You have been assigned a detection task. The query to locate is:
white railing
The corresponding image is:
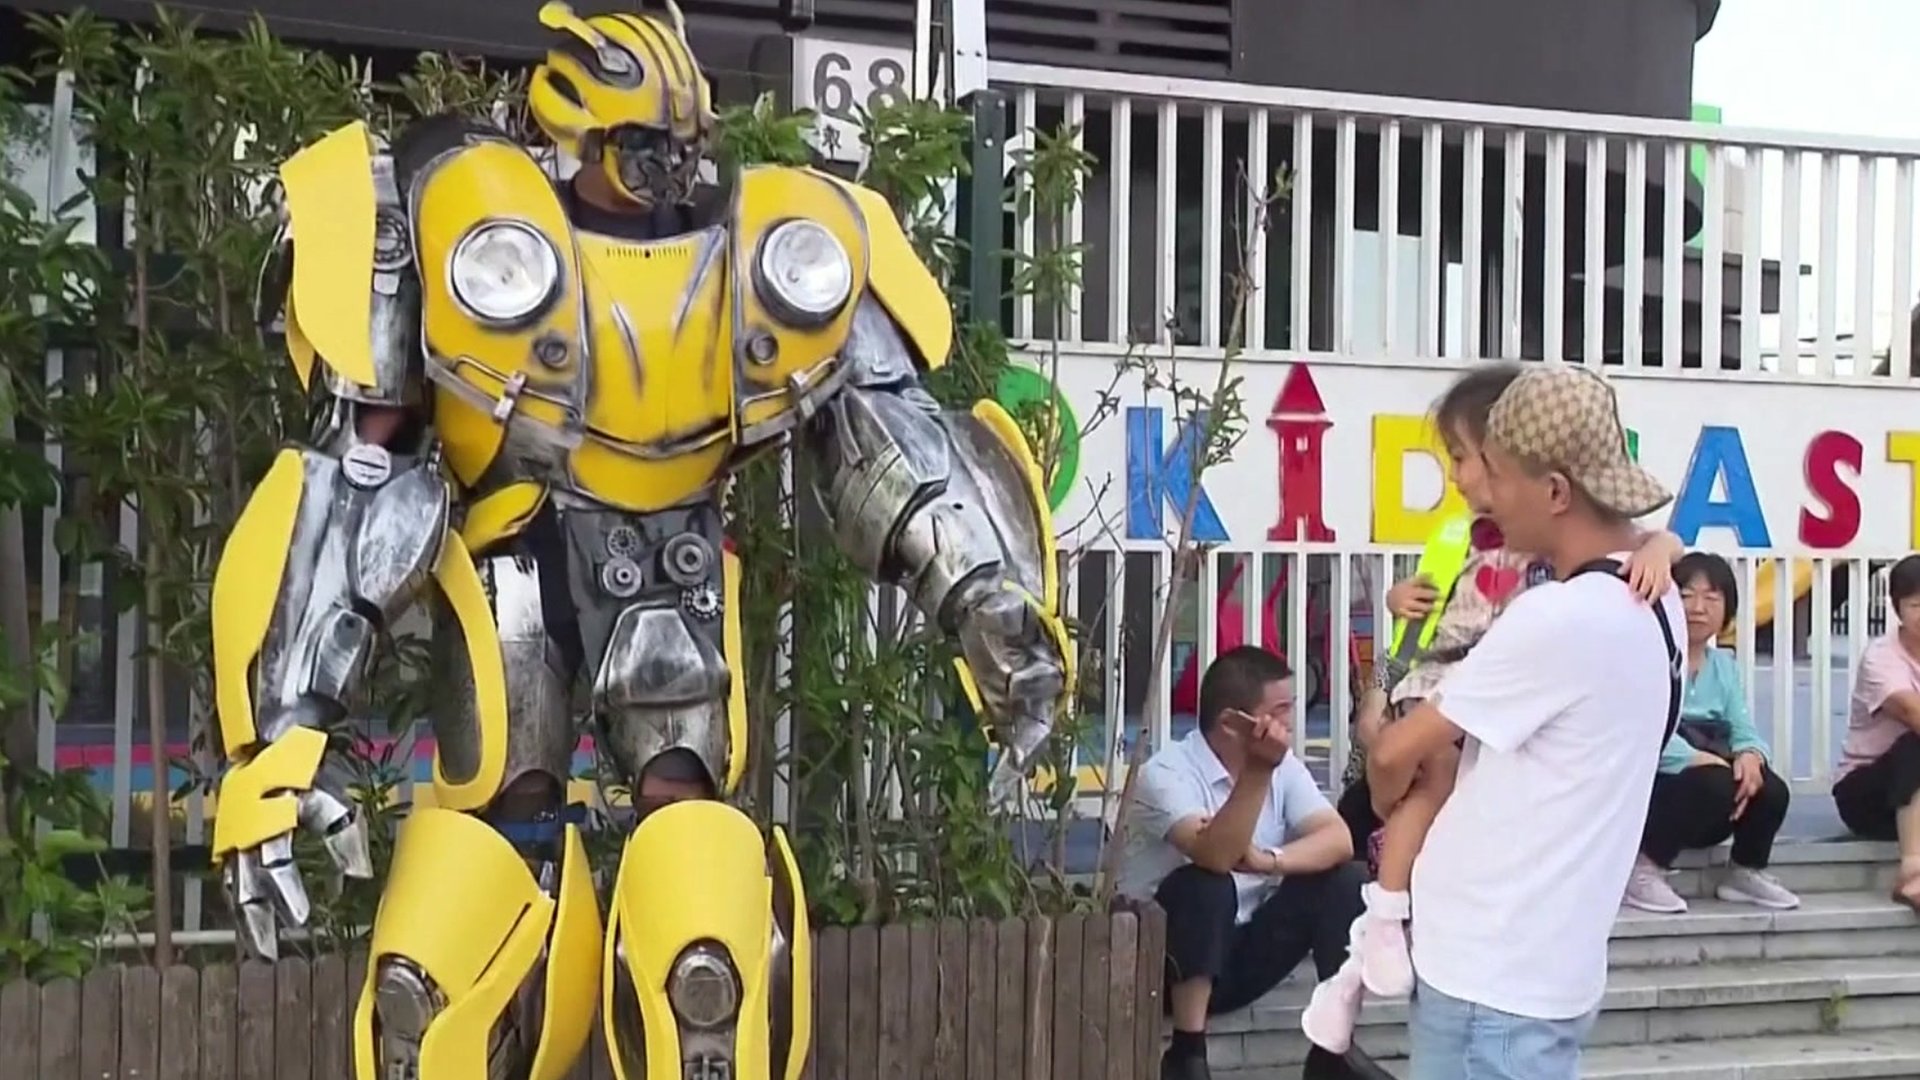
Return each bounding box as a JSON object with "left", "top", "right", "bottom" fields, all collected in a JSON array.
[
  {"left": 990, "top": 61, "right": 1920, "bottom": 380},
  {"left": 1058, "top": 546, "right": 1891, "bottom": 806}
]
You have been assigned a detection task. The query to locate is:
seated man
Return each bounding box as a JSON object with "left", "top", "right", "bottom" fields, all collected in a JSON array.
[{"left": 1118, "top": 646, "right": 1364, "bottom": 1080}]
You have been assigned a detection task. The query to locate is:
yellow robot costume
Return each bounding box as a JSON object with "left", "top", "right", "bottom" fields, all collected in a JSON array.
[{"left": 207, "top": 4, "right": 1072, "bottom": 1079}]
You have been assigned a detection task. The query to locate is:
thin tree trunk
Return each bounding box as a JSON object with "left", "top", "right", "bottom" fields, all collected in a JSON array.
[
  {"left": 0, "top": 376, "right": 36, "bottom": 829},
  {"left": 133, "top": 234, "right": 174, "bottom": 967}
]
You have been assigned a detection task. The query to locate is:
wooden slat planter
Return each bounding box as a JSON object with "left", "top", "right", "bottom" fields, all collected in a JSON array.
[{"left": 0, "top": 907, "right": 1165, "bottom": 1080}]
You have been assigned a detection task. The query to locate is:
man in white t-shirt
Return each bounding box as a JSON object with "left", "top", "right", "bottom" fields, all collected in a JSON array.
[{"left": 1366, "top": 365, "right": 1682, "bottom": 1080}]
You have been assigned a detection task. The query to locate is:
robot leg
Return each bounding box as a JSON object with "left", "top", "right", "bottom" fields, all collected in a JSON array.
[{"left": 354, "top": 544, "right": 600, "bottom": 1080}]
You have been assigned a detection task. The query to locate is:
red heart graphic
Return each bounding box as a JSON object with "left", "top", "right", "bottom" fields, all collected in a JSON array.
[{"left": 1475, "top": 564, "right": 1522, "bottom": 606}]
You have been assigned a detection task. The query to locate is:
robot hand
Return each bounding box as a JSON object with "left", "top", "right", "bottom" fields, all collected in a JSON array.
[
  {"left": 216, "top": 729, "right": 374, "bottom": 959},
  {"left": 953, "top": 583, "right": 1071, "bottom": 802}
]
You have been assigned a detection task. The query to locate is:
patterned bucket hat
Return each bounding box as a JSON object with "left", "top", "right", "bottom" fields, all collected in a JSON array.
[{"left": 1486, "top": 365, "right": 1672, "bottom": 519}]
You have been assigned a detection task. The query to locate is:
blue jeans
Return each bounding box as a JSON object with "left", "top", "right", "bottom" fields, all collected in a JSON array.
[{"left": 1407, "top": 978, "right": 1596, "bottom": 1080}]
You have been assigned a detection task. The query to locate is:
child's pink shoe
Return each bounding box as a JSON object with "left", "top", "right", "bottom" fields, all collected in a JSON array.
[
  {"left": 1358, "top": 884, "right": 1415, "bottom": 998},
  {"left": 1299, "top": 964, "right": 1364, "bottom": 1053}
]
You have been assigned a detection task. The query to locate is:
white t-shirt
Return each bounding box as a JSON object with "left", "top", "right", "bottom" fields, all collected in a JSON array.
[
  {"left": 1410, "top": 564, "right": 1680, "bottom": 1020},
  {"left": 1117, "top": 729, "right": 1333, "bottom": 924}
]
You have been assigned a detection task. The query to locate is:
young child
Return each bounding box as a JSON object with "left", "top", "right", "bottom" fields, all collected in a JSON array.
[{"left": 1301, "top": 363, "right": 1679, "bottom": 1052}]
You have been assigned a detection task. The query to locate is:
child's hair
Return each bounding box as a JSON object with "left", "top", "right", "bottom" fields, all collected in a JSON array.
[
  {"left": 1431, "top": 362, "right": 1526, "bottom": 445},
  {"left": 1889, "top": 553, "right": 1920, "bottom": 607},
  {"left": 1673, "top": 551, "right": 1739, "bottom": 631}
]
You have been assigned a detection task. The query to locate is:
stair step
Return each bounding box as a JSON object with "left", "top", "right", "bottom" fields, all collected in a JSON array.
[
  {"left": 1367, "top": 1030, "right": 1920, "bottom": 1079},
  {"left": 1203, "top": 955, "right": 1920, "bottom": 1071},
  {"left": 1611, "top": 891, "right": 1919, "bottom": 966},
  {"left": 1669, "top": 840, "right": 1900, "bottom": 899}
]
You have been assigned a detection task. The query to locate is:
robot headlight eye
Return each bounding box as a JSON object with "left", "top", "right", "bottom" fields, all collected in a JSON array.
[
  {"left": 448, "top": 221, "right": 561, "bottom": 326},
  {"left": 668, "top": 943, "right": 740, "bottom": 1030},
  {"left": 753, "top": 219, "right": 853, "bottom": 328}
]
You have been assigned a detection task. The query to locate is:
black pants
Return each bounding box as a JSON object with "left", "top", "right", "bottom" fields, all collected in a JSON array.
[
  {"left": 1833, "top": 731, "right": 1920, "bottom": 841},
  {"left": 1641, "top": 761, "right": 1791, "bottom": 869},
  {"left": 1155, "top": 860, "right": 1366, "bottom": 1017},
  {"left": 1336, "top": 779, "right": 1381, "bottom": 865}
]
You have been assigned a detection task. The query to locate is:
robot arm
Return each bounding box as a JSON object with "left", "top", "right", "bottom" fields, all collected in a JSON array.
[
  {"left": 804, "top": 296, "right": 1074, "bottom": 782},
  {"left": 214, "top": 123, "right": 449, "bottom": 959}
]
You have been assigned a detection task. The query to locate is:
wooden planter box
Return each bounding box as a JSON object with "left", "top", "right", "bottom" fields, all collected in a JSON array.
[{"left": 0, "top": 907, "right": 1165, "bottom": 1080}]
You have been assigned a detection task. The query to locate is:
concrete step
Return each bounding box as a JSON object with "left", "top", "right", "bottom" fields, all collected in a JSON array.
[
  {"left": 1667, "top": 839, "right": 1900, "bottom": 899},
  {"left": 1368, "top": 1030, "right": 1920, "bottom": 1079},
  {"left": 1202, "top": 954, "right": 1920, "bottom": 1073},
  {"left": 1610, "top": 890, "right": 1920, "bottom": 966}
]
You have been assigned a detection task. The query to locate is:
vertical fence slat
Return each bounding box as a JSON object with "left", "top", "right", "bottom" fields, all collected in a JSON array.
[
  {"left": 934, "top": 919, "right": 968, "bottom": 1080},
  {"left": 1078, "top": 912, "right": 1111, "bottom": 1080},
  {"left": 274, "top": 957, "right": 312, "bottom": 1080},
  {"left": 309, "top": 955, "right": 348, "bottom": 1080},
  {"left": 1290, "top": 112, "right": 1315, "bottom": 351},
  {"left": 1854, "top": 157, "right": 1879, "bottom": 379},
  {"left": 907, "top": 922, "right": 939, "bottom": 1074},
  {"left": 967, "top": 919, "right": 998, "bottom": 1080},
  {"left": 1107, "top": 97, "right": 1133, "bottom": 344},
  {"left": 1134, "top": 905, "right": 1166, "bottom": 1078},
  {"left": 1700, "top": 145, "right": 1724, "bottom": 370},
  {"left": 1419, "top": 122, "right": 1443, "bottom": 358},
  {"left": 1500, "top": 130, "right": 1525, "bottom": 358},
  {"left": 993, "top": 917, "right": 1025, "bottom": 1080},
  {"left": 1815, "top": 152, "right": 1841, "bottom": 376},
  {"left": 1106, "top": 912, "right": 1140, "bottom": 1080},
  {"left": 1460, "top": 125, "right": 1485, "bottom": 358},
  {"left": 121, "top": 964, "right": 161, "bottom": 1080},
  {"left": 1543, "top": 131, "right": 1567, "bottom": 361},
  {"left": 1049, "top": 913, "right": 1084, "bottom": 1080},
  {"left": 199, "top": 964, "right": 237, "bottom": 1080},
  {"left": 847, "top": 926, "right": 880, "bottom": 1080},
  {"left": 1740, "top": 145, "right": 1765, "bottom": 371},
  {"left": 1622, "top": 139, "right": 1646, "bottom": 366},
  {"left": 1892, "top": 159, "right": 1916, "bottom": 381},
  {"left": 1245, "top": 108, "right": 1270, "bottom": 352},
  {"left": 37, "top": 977, "right": 79, "bottom": 1080},
  {"left": 1582, "top": 134, "right": 1607, "bottom": 366},
  {"left": 1661, "top": 141, "right": 1685, "bottom": 367},
  {"left": 158, "top": 966, "right": 198, "bottom": 1080},
  {"left": 876, "top": 924, "right": 913, "bottom": 1079},
  {"left": 78, "top": 966, "right": 121, "bottom": 1080},
  {"left": 813, "top": 926, "right": 850, "bottom": 1080},
  {"left": 1379, "top": 118, "right": 1401, "bottom": 354},
  {"left": 1024, "top": 916, "right": 1055, "bottom": 1080},
  {"left": 235, "top": 962, "right": 275, "bottom": 1080},
  {"left": 1332, "top": 115, "right": 1357, "bottom": 354},
  {"left": 1, "top": 979, "right": 39, "bottom": 1077},
  {"left": 1779, "top": 151, "right": 1804, "bottom": 373}
]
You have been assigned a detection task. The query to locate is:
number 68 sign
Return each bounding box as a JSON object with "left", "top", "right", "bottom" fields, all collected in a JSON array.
[{"left": 790, "top": 36, "right": 915, "bottom": 163}]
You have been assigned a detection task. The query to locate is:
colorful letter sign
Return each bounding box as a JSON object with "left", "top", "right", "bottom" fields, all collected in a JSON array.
[
  {"left": 1371, "top": 414, "right": 1469, "bottom": 545},
  {"left": 1126, "top": 407, "right": 1229, "bottom": 543},
  {"left": 1669, "top": 426, "right": 1771, "bottom": 547}
]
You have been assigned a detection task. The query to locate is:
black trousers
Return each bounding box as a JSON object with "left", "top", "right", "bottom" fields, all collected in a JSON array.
[
  {"left": 1833, "top": 731, "right": 1920, "bottom": 841},
  {"left": 1155, "top": 860, "right": 1366, "bottom": 1016},
  {"left": 1641, "top": 761, "right": 1791, "bottom": 869},
  {"left": 1336, "top": 779, "right": 1381, "bottom": 869}
]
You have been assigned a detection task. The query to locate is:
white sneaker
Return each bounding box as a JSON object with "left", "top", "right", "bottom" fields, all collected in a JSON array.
[
  {"left": 1622, "top": 856, "right": 1688, "bottom": 914},
  {"left": 1716, "top": 865, "right": 1801, "bottom": 910}
]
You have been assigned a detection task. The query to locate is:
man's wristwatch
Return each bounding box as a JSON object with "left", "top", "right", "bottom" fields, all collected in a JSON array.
[{"left": 1267, "top": 846, "right": 1286, "bottom": 876}]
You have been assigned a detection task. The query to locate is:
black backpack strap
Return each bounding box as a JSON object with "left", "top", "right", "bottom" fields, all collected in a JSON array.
[{"left": 1570, "top": 558, "right": 1683, "bottom": 744}]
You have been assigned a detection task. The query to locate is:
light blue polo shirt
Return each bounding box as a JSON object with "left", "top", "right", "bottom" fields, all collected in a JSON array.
[{"left": 1116, "top": 728, "right": 1333, "bottom": 924}]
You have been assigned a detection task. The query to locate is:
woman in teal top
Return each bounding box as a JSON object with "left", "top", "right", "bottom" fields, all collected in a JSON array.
[{"left": 1626, "top": 552, "right": 1801, "bottom": 915}]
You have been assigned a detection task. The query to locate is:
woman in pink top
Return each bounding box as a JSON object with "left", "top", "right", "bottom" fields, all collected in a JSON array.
[{"left": 1834, "top": 554, "right": 1920, "bottom": 912}]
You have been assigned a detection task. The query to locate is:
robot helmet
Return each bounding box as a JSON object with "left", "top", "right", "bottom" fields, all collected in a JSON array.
[{"left": 530, "top": 1, "right": 715, "bottom": 206}]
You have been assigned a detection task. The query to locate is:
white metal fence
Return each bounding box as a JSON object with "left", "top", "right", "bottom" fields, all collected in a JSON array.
[{"left": 989, "top": 61, "right": 1920, "bottom": 379}]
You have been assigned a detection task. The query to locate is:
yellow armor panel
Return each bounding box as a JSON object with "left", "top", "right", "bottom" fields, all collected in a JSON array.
[
  {"left": 428, "top": 532, "right": 512, "bottom": 811},
  {"left": 728, "top": 167, "right": 871, "bottom": 432},
  {"left": 820, "top": 172, "right": 952, "bottom": 370},
  {"left": 279, "top": 122, "right": 379, "bottom": 390},
  {"left": 209, "top": 726, "right": 327, "bottom": 860},
  {"left": 353, "top": 809, "right": 594, "bottom": 1080},
  {"left": 211, "top": 448, "right": 306, "bottom": 756},
  {"left": 411, "top": 138, "right": 588, "bottom": 488},
  {"left": 605, "top": 800, "right": 777, "bottom": 1080}
]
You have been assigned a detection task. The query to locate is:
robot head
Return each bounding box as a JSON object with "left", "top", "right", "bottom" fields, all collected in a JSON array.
[{"left": 529, "top": 1, "right": 715, "bottom": 207}]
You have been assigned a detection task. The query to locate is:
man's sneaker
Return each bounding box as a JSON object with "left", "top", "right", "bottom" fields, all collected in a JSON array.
[
  {"left": 1717, "top": 865, "right": 1800, "bottom": 910},
  {"left": 1622, "top": 856, "right": 1688, "bottom": 914},
  {"left": 1160, "top": 1047, "right": 1212, "bottom": 1080}
]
